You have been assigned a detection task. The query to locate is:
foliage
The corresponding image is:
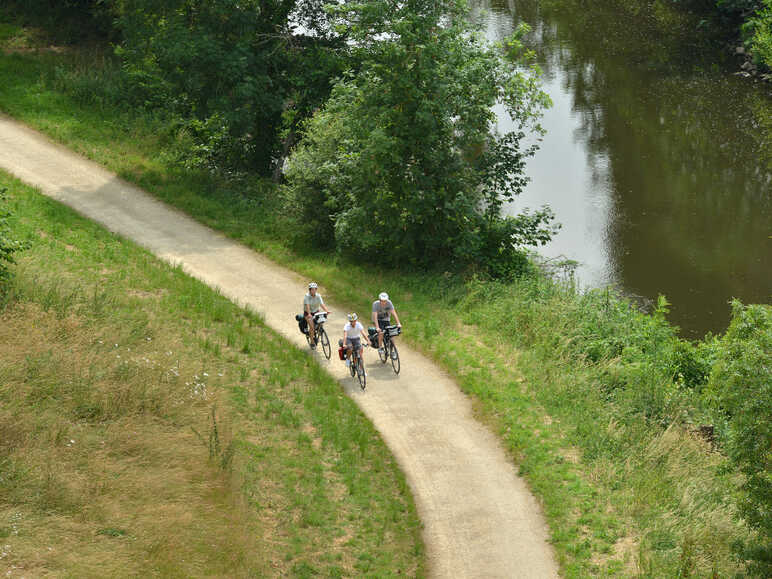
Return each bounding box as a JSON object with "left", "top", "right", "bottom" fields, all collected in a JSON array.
[
  {"left": 285, "top": 0, "right": 555, "bottom": 275},
  {"left": 707, "top": 0, "right": 772, "bottom": 70},
  {"left": 2, "top": 0, "right": 116, "bottom": 44},
  {"left": 0, "top": 187, "right": 29, "bottom": 289},
  {"left": 742, "top": 0, "right": 772, "bottom": 69},
  {"left": 113, "top": 0, "right": 344, "bottom": 174},
  {"left": 705, "top": 301, "right": 772, "bottom": 573}
]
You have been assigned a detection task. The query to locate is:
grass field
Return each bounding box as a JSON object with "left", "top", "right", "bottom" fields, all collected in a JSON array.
[
  {"left": 0, "top": 171, "right": 423, "bottom": 577},
  {"left": 0, "top": 22, "right": 766, "bottom": 576}
]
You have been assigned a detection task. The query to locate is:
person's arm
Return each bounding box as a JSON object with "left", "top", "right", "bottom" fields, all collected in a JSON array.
[
  {"left": 360, "top": 326, "right": 370, "bottom": 342},
  {"left": 319, "top": 295, "right": 330, "bottom": 314},
  {"left": 371, "top": 305, "right": 378, "bottom": 327},
  {"left": 392, "top": 307, "right": 401, "bottom": 327},
  {"left": 304, "top": 297, "right": 310, "bottom": 315}
]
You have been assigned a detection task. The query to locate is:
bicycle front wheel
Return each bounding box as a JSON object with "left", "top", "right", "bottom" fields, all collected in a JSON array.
[
  {"left": 378, "top": 339, "right": 388, "bottom": 363},
  {"left": 357, "top": 357, "right": 366, "bottom": 390},
  {"left": 390, "top": 342, "right": 400, "bottom": 375},
  {"left": 319, "top": 327, "right": 331, "bottom": 359}
]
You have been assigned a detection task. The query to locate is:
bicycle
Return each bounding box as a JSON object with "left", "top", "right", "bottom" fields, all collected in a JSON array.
[
  {"left": 374, "top": 325, "right": 401, "bottom": 374},
  {"left": 297, "top": 311, "right": 331, "bottom": 359},
  {"left": 340, "top": 339, "right": 367, "bottom": 390}
]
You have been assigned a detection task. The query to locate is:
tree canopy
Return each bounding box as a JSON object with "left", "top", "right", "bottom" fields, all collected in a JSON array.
[{"left": 285, "top": 0, "right": 556, "bottom": 274}]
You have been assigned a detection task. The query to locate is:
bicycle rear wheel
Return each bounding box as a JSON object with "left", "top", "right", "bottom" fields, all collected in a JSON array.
[
  {"left": 319, "top": 327, "right": 331, "bottom": 359},
  {"left": 357, "top": 357, "right": 366, "bottom": 390},
  {"left": 390, "top": 342, "right": 400, "bottom": 375}
]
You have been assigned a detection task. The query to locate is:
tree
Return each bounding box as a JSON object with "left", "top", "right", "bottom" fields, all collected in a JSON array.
[
  {"left": 705, "top": 301, "right": 772, "bottom": 574},
  {"left": 285, "top": 0, "right": 556, "bottom": 275},
  {"left": 114, "top": 0, "right": 345, "bottom": 174}
]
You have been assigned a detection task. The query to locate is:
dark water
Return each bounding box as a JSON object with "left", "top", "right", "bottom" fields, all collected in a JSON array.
[{"left": 478, "top": 0, "right": 772, "bottom": 338}]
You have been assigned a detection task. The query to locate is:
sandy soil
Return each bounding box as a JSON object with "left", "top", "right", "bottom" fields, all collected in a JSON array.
[{"left": 0, "top": 116, "right": 559, "bottom": 578}]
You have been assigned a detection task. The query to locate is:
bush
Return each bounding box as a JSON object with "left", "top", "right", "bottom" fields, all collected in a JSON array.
[
  {"left": 742, "top": 0, "right": 772, "bottom": 69},
  {"left": 0, "top": 187, "right": 29, "bottom": 290},
  {"left": 705, "top": 300, "right": 772, "bottom": 573}
]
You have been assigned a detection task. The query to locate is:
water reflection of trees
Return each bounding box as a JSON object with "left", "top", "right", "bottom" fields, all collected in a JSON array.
[{"left": 482, "top": 0, "right": 772, "bottom": 336}]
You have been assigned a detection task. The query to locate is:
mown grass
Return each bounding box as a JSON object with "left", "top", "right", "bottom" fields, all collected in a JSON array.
[
  {"left": 0, "top": 28, "right": 765, "bottom": 577},
  {"left": 0, "top": 171, "right": 423, "bottom": 577}
]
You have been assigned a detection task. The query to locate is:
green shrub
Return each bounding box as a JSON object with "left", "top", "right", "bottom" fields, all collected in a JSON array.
[
  {"left": 705, "top": 300, "right": 772, "bottom": 574},
  {"left": 742, "top": 0, "right": 772, "bottom": 69},
  {"left": 0, "top": 187, "right": 29, "bottom": 289}
]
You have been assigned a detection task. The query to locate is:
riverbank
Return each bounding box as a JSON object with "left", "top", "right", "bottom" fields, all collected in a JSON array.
[{"left": 0, "top": 40, "right": 769, "bottom": 577}]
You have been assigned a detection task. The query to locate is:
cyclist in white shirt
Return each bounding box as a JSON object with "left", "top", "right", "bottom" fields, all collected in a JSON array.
[
  {"left": 343, "top": 313, "right": 369, "bottom": 370},
  {"left": 303, "top": 282, "right": 330, "bottom": 347}
]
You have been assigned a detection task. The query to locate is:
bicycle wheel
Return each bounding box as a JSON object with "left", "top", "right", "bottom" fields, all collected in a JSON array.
[
  {"left": 319, "top": 327, "right": 331, "bottom": 359},
  {"left": 390, "top": 342, "right": 400, "bottom": 374},
  {"left": 349, "top": 354, "right": 356, "bottom": 377},
  {"left": 357, "top": 357, "right": 366, "bottom": 390},
  {"left": 306, "top": 330, "right": 313, "bottom": 347},
  {"left": 378, "top": 337, "right": 388, "bottom": 363}
]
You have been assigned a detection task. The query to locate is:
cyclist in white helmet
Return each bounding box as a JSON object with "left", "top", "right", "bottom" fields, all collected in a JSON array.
[
  {"left": 303, "top": 282, "right": 330, "bottom": 347},
  {"left": 343, "top": 312, "right": 369, "bottom": 369},
  {"left": 372, "top": 291, "right": 402, "bottom": 353}
]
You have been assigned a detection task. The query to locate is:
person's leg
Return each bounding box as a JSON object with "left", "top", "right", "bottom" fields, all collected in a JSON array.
[{"left": 306, "top": 313, "right": 316, "bottom": 344}]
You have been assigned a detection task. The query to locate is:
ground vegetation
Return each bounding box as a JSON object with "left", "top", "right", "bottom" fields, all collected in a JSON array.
[
  {"left": 0, "top": 8, "right": 770, "bottom": 577},
  {"left": 0, "top": 171, "right": 423, "bottom": 576}
]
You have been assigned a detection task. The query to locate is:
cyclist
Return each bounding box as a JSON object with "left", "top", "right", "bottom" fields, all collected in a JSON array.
[
  {"left": 343, "top": 313, "right": 369, "bottom": 370},
  {"left": 372, "top": 292, "right": 402, "bottom": 354},
  {"left": 303, "top": 282, "right": 330, "bottom": 348}
]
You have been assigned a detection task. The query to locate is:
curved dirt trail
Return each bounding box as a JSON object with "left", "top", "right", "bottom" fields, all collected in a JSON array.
[{"left": 0, "top": 116, "right": 558, "bottom": 578}]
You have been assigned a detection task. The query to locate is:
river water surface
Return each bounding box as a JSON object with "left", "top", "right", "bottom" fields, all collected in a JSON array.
[{"left": 478, "top": 0, "right": 772, "bottom": 338}]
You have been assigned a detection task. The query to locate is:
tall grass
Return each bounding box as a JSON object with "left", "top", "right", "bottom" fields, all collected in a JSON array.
[{"left": 0, "top": 172, "right": 423, "bottom": 577}]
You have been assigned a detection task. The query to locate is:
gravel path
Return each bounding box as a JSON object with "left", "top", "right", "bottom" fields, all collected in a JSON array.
[{"left": 0, "top": 116, "right": 559, "bottom": 578}]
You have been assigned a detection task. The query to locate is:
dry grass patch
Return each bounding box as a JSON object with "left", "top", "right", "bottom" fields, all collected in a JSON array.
[{"left": 0, "top": 295, "right": 262, "bottom": 577}]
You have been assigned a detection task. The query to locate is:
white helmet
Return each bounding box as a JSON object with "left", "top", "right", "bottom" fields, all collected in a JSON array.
[
  {"left": 347, "top": 312, "right": 358, "bottom": 322},
  {"left": 378, "top": 292, "right": 389, "bottom": 300},
  {"left": 308, "top": 282, "right": 318, "bottom": 289}
]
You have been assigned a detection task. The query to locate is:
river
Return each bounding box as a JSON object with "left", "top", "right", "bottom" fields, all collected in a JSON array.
[{"left": 478, "top": 0, "right": 772, "bottom": 338}]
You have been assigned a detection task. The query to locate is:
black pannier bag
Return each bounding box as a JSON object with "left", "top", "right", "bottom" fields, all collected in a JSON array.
[
  {"left": 367, "top": 326, "right": 378, "bottom": 347},
  {"left": 296, "top": 313, "right": 308, "bottom": 334}
]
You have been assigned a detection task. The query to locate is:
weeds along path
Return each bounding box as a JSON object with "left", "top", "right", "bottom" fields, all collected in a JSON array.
[{"left": 0, "top": 116, "right": 558, "bottom": 578}]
